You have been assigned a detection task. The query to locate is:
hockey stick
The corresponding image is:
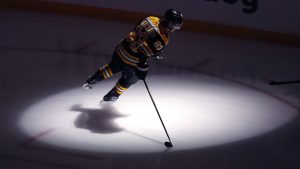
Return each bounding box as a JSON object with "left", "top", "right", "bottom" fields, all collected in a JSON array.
[
  {"left": 143, "top": 79, "right": 173, "bottom": 148},
  {"left": 269, "top": 80, "right": 300, "bottom": 85}
]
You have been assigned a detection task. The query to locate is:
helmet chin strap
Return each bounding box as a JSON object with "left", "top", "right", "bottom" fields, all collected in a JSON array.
[
  {"left": 168, "top": 26, "right": 179, "bottom": 32},
  {"left": 167, "top": 22, "right": 182, "bottom": 32},
  {"left": 159, "top": 20, "right": 180, "bottom": 33}
]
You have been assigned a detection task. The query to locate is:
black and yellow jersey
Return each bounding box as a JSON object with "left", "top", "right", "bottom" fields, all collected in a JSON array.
[{"left": 115, "top": 16, "right": 169, "bottom": 67}]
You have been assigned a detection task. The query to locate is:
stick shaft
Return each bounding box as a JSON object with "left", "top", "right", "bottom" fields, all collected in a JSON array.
[{"left": 143, "top": 79, "right": 172, "bottom": 143}]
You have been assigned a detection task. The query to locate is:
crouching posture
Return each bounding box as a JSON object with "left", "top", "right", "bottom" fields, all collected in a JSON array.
[{"left": 83, "top": 9, "right": 183, "bottom": 102}]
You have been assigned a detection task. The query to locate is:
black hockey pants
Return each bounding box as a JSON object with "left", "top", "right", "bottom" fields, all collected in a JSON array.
[{"left": 91, "top": 50, "right": 139, "bottom": 95}]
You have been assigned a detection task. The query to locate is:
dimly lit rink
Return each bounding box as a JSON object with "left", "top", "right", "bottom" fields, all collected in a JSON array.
[{"left": 19, "top": 74, "right": 298, "bottom": 153}]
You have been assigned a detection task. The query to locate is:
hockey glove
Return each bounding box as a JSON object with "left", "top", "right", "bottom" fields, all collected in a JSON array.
[
  {"left": 153, "top": 50, "right": 164, "bottom": 60},
  {"left": 135, "top": 62, "right": 148, "bottom": 80},
  {"left": 153, "top": 54, "right": 164, "bottom": 60}
]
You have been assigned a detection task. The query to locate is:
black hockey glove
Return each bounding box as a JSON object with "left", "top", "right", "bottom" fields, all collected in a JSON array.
[
  {"left": 153, "top": 51, "right": 164, "bottom": 60},
  {"left": 153, "top": 54, "right": 164, "bottom": 60},
  {"left": 135, "top": 62, "right": 148, "bottom": 80}
]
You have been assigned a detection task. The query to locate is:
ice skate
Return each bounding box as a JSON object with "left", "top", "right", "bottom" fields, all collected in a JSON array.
[
  {"left": 101, "top": 89, "right": 120, "bottom": 103},
  {"left": 82, "top": 77, "right": 98, "bottom": 90}
]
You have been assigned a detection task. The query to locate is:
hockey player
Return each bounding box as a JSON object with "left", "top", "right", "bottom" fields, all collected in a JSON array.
[{"left": 83, "top": 9, "right": 183, "bottom": 102}]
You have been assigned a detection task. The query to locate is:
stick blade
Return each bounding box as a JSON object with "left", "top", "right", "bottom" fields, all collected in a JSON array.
[{"left": 164, "top": 142, "right": 173, "bottom": 148}]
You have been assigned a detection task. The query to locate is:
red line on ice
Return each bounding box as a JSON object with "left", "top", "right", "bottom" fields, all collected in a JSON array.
[{"left": 20, "top": 128, "right": 55, "bottom": 146}]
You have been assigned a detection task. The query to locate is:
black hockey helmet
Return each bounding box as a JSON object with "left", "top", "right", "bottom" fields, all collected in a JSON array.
[{"left": 163, "top": 9, "right": 183, "bottom": 31}]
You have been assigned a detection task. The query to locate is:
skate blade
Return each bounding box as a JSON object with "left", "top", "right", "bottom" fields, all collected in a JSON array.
[
  {"left": 99, "top": 100, "right": 115, "bottom": 105},
  {"left": 82, "top": 83, "right": 92, "bottom": 90}
]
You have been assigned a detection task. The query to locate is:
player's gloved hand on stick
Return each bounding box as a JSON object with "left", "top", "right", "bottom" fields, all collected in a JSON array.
[
  {"left": 135, "top": 62, "right": 148, "bottom": 80},
  {"left": 153, "top": 54, "right": 164, "bottom": 60},
  {"left": 153, "top": 51, "right": 164, "bottom": 60}
]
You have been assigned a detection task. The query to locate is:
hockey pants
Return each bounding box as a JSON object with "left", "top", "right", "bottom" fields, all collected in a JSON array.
[{"left": 90, "top": 51, "right": 139, "bottom": 95}]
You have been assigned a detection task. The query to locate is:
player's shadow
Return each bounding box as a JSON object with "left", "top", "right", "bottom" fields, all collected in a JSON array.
[{"left": 70, "top": 104, "right": 127, "bottom": 134}]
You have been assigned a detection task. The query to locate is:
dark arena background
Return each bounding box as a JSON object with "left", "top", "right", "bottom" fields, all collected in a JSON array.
[{"left": 0, "top": 1, "right": 300, "bottom": 169}]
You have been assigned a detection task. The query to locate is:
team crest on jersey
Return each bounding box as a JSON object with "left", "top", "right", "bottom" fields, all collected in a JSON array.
[{"left": 154, "top": 41, "right": 163, "bottom": 50}]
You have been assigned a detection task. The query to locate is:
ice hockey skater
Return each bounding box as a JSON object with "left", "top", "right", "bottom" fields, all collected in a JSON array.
[{"left": 83, "top": 9, "right": 183, "bottom": 102}]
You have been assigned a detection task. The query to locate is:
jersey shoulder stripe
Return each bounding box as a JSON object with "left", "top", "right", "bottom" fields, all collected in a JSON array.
[{"left": 146, "top": 16, "right": 169, "bottom": 45}]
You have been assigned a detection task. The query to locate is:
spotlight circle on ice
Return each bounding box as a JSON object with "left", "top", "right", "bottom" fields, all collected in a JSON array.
[{"left": 19, "top": 74, "right": 298, "bottom": 153}]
